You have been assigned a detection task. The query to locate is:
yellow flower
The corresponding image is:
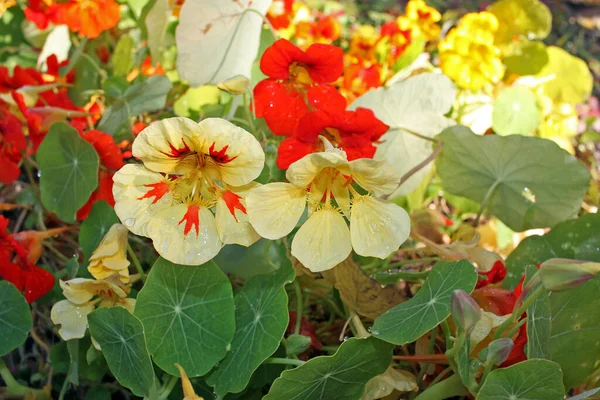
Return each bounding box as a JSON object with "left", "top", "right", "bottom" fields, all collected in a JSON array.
[
  {"left": 404, "top": 0, "right": 441, "bottom": 41},
  {"left": 0, "top": 0, "right": 16, "bottom": 17},
  {"left": 112, "top": 117, "right": 265, "bottom": 265},
  {"left": 50, "top": 277, "right": 135, "bottom": 340},
  {"left": 439, "top": 12, "right": 505, "bottom": 91},
  {"left": 88, "top": 224, "right": 130, "bottom": 284},
  {"left": 175, "top": 364, "right": 204, "bottom": 400},
  {"left": 217, "top": 75, "right": 250, "bottom": 95},
  {"left": 246, "top": 141, "right": 410, "bottom": 272}
]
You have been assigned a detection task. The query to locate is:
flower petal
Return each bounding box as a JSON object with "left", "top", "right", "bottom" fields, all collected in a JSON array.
[
  {"left": 291, "top": 209, "right": 351, "bottom": 272},
  {"left": 215, "top": 185, "right": 261, "bottom": 247},
  {"left": 286, "top": 151, "right": 349, "bottom": 188},
  {"left": 199, "top": 118, "right": 265, "bottom": 186},
  {"left": 146, "top": 203, "right": 222, "bottom": 265},
  {"left": 350, "top": 196, "right": 410, "bottom": 259},
  {"left": 113, "top": 164, "right": 173, "bottom": 237},
  {"left": 349, "top": 158, "right": 401, "bottom": 195},
  {"left": 132, "top": 117, "right": 205, "bottom": 174},
  {"left": 51, "top": 300, "right": 95, "bottom": 341},
  {"left": 246, "top": 183, "right": 306, "bottom": 239}
]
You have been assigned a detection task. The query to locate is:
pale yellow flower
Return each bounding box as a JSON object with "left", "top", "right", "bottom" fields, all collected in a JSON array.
[
  {"left": 439, "top": 12, "right": 505, "bottom": 91},
  {"left": 88, "top": 224, "right": 130, "bottom": 284},
  {"left": 112, "top": 117, "right": 265, "bottom": 265},
  {"left": 404, "top": 0, "right": 441, "bottom": 41},
  {"left": 217, "top": 75, "right": 250, "bottom": 95},
  {"left": 175, "top": 364, "right": 204, "bottom": 400},
  {"left": 50, "top": 277, "right": 135, "bottom": 340},
  {"left": 246, "top": 141, "right": 410, "bottom": 272}
]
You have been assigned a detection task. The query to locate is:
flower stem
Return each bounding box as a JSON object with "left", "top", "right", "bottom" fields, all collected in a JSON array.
[
  {"left": 413, "top": 373, "right": 468, "bottom": 400},
  {"left": 0, "top": 358, "right": 50, "bottom": 399},
  {"left": 263, "top": 357, "right": 305, "bottom": 367},
  {"left": 127, "top": 243, "right": 146, "bottom": 283},
  {"left": 158, "top": 374, "right": 179, "bottom": 400},
  {"left": 293, "top": 280, "right": 303, "bottom": 335},
  {"left": 493, "top": 286, "right": 543, "bottom": 340}
]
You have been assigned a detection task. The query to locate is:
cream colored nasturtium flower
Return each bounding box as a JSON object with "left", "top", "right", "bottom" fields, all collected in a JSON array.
[
  {"left": 88, "top": 224, "right": 130, "bottom": 283},
  {"left": 112, "top": 117, "right": 265, "bottom": 265},
  {"left": 246, "top": 140, "right": 410, "bottom": 272},
  {"left": 50, "top": 277, "right": 135, "bottom": 340}
]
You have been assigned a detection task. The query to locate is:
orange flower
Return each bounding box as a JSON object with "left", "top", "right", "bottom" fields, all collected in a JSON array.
[{"left": 57, "top": 0, "right": 121, "bottom": 39}]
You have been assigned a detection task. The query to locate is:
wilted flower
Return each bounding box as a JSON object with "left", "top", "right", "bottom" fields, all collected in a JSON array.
[
  {"left": 88, "top": 224, "right": 130, "bottom": 283},
  {"left": 246, "top": 138, "right": 410, "bottom": 272},
  {"left": 112, "top": 117, "right": 264, "bottom": 265}
]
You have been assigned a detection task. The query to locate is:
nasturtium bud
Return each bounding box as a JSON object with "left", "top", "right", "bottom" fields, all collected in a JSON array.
[
  {"left": 485, "top": 338, "right": 514, "bottom": 365},
  {"left": 539, "top": 259, "right": 598, "bottom": 291},
  {"left": 451, "top": 289, "right": 482, "bottom": 334},
  {"left": 286, "top": 334, "right": 312, "bottom": 356},
  {"left": 217, "top": 75, "right": 250, "bottom": 95}
]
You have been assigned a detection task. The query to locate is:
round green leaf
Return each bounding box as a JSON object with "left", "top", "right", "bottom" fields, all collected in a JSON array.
[
  {"left": 372, "top": 260, "right": 477, "bottom": 345},
  {"left": 134, "top": 257, "right": 235, "bottom": 378},
  {"left": 536, "top": 46, "right": 593, "bottom": 105},
  {"left": 492, "top": 86, "right": 540, "bottom": 136},
  {"left": 489, "top": 0, "right": 552, "bottom": 45},
  {"left": 264, "top": 337, "right": 393, "bottom": 400},
  {"left": 37, "top": 122, "right": 99, "bottom": 223},
  {"left": 207, "top": 261, "right": 295, "bottom": 396},
  {"left": 88, "top": 307, "right": 155, "bottom": 397},
  {"left": 504, "top": 40, "right": 549, "bottom": 76},
  {"left": 477, "top": 359, "right": 564, "bottom": 400},
  {"left": 0, "top": 281, "right": 32, "bottom": 356},
  {"left": 437, "top": 126, "right": 590, "bottom": 232}
]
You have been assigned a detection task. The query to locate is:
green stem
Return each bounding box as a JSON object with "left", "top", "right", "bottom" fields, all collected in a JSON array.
[
  {"left": 387, "top": 257, "right": 440, "bottom": 269},
  {"left": 0, "top": 358, "right": 50, "bottom": 399},
  {"left": 505, "top": 317, "right": 528, "bottom": 339},
  {"left": 263, "top": 357, "right": 305, "bottom": 367},
  {"left": 158, "top": 374, "right": 179, "bottom": 400},
  {"left": 428, "top": 366, "right": 452, "bottom": 386},
  {"left": 414, "top": 374, "right": 468, "bottom": 400},
  {"left": 493, "top": 286, "right": 543, "bottom": 340},
  {"left": 44, "top": 242, "right": 70, "bottom": 263},
  {"left": 416, "top": 328, "right": 438, "bottom": 385},
  {"left": 293, "top": 280, "right": 303, "bottom": 335},
  {"left": 302, "top": 288, "right": 345, "bottom": 318},
  {"left": 242, "top": 93, "right": 256, "bottom": 132},
  {"left": 127, "top": 243, "right": 146, "bottom": 283},
  {"left": 445, "top": 330, "right": 466, "bottom": 359},
  {"left": 375, "top": 269, "right": 431, "bottom": 284},
  {"left": 474, "top": 180, "right": 501, "bottom": 227}
]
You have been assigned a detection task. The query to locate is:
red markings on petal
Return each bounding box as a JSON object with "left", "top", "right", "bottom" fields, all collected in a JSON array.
[
  {"left": 138, "top": 182, "right": 170, "bottom": 204},
  {"left": 179, "top": 205, "right": 200, "bottom": 236},
  {"left": 209, "top": 143, "right": 238, "bottom": 164},
  {"left": 222, "top": 190, "right": 246, "bottom": 222},
  {"left": 160, "top": 138, "right": 191, "bottom": 159}
]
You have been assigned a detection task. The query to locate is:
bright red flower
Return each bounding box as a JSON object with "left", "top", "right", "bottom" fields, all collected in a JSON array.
[
  {"left": 475, "top": 260, "right": 507, "bottom": 289},
  {"left": 45, "top": 54, "right": 75, "bottom": 84},
  {"left": 23, "top": 0, "right": 61, "bottom": 30},
  {"left": 55, "top": 0, "right": 121, "bottom": 39},
  {"left": 0, "top": 216, "right": 55, "bottom": 303},
  {"left": 0, "top": 105, "right": 27, "bottom": 185},
  {"left": 0, "top": 66, "right": 44, "bottom": 93},
  {"left": 253, "top": 79, "right": 310, "bottom": 136},
  {"left": 266, "top": 0, "right": 295, "bottom": 30}
]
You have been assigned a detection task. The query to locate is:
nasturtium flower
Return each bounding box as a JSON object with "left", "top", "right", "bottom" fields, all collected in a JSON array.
[
  {"left": 175, "top": 364, "right": 204, "bottom": 400},
  {"left": 57, "top": 0, "right": 121, "bottom": 39},
  {"left": 88, "top": 224, "right": 130, "bottom": 283},
  {"left": 438, "top": 12, "right": 505, "bottom": 91},
  {"left": 404, "top": 0, "right": 441, "bottom": 41},
  {"left": 112, "top": 117, "right": 264, "bottom": 265},
  {"left": 246, "top": 140, "right": 410, "bottom": 272},
  {"left": 51, "top": 277, "right": 135, "bottom": 340}
]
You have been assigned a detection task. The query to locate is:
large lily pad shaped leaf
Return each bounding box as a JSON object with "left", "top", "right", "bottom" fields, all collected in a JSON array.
[
  {"left": 0, "top": 281, "right": 33, "bottom": 356},
  {"left": 372, "top": 260, "right": 477, "bottom": 345},
  {"left": 492, "top": 86, "right": 540, "bottom": 136},
  {"left": 176, "top": 0, "right": 272, "bottom": 87},
  {"left": 489, "top": 0, "right": 552, "bottom": 45},
  {"left": 350, "top": 73, "right": 456, "bottom": 196},
  {"left": 207, "top": 261, "right": 295, "bottom": 396},
  {"left": 437, "top": 125, "right": 590, "bottom": 232},
  {"left": 134, "top": 258, "right": 235, "bottom": 377},
  {"left": 37, "top": 122, "right": 99, "bottom": 223},
  {"left": 264, "top": 337, "right": 393, "bottom": 400},
  {"left": 477, "top": 359, "right": 564, "bottom": 400}
]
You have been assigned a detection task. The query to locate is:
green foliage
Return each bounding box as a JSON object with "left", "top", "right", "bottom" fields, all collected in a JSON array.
[
  {"left": 437, "top": 126, "right": 590, "bottom": 232},
  {"left": 525, "top": 266, "right": 552, "bottom": 360},
  {"left": 78, "top": 201, "right": 120, "bottom": 268},
  {"left": 207, "top": 261, "right": 295, "bottom": 396},
  {"left": 37, "top": 123, "right": 99, "bottom": 223},
  {"left": 112, "top": 35, "right": 135, "bottom": 76},
  {"left": 492, "top": 86, "right": 540, "bottom": 136},
  {"left": 88, "top": 307, "right": 155, "bottom": 397},
  {"left": 504, "top": 41, "right": 549, "bottom": 75},
  {"left": 98, "top": 75, "right": 172, "bottom": 136},
  {"left": 0, "top": 281, "right": 32, "bottom": 356},
  {"left": 264, "top": 337, "right": 393, "bottom": 400},
  {"left": 489, "top": 0, "right": 552, "bottom": 45},
  {"left": 372, "top": 260, "right": 477, "bottom": 345},
  {"left": 134, "top": 258, "right": 235, "bottom": 377},
  {"left": 477, "top": 359, "right": 564, "bottom": 400}
]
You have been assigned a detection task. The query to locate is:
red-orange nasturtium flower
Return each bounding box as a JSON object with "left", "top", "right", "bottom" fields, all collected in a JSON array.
[{"left": 56, "top": 0, "right": 121, "bottom": 39}]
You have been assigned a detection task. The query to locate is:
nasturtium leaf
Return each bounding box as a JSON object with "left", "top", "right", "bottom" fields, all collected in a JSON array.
[
  {"left": 98, "top": 75, "right": 172, "bottom": 135},
  {"left": 207, "top": 261, "right": 295, "bottom": 396},
  {"left": 489, "top": 0, "right": 552, "bottom": 45},
  {"left": 549, "top": 275, "right": 600, "bottom": 388},
  {"left": 173, "top": 86, "right": 221, "bottom": 118},
  {"left": 176, "top": 0, "right": 271, "bottom": 87},
  {"left": 504, "top": 213, "right": 600, "bottom": 288},
  {"left": 264, "top": 337, "right": 393, "bottom": 400},
  {"left": 504, "top": 40, "right": 549, "bottom": 76},
  {"left": 567, "top": 388, "right": 600, "bottom": 400},
  {"left": 84, "top": 386, "right": 111, "bottom": 400},
  {"left": 145, "top": 0, "right": 170, "bottom": 63},
  {"left": 68, "top": 53, "right": 102, "bottom": 107},
  {"left": 524, "top": 265, "right": 551, "bottom": 360},
  {"left": 535, "top": 46, "right": 593, "bottom": 105},
  {"left": 372, "top": 260, "right": 477, "bottom": 345},
  {"left": 437, "top": 126, "right": 590, "bottom": 232},
  {"left": 88, "top": 307, "right": 155, "bottom": 397},
  {"left": 492, "top": 86, "right": 540, "bottom": 136},
  {"left": 37, "top": 123, "right": 99, "bottom": 223},
  {"left": 350, "top": 73, "right": 456, "bottom": 196},
  {"left": 112, "top": 35, "right": 134, "bottom": 76},
  {"left": 78, "top": 201, "right": 119, "bottom": 268},
  {"left": 0, "top": 281, "right": 32, "bottom": 356},
  {"left": 477, "top": 359, "right": 564, "bottom": 400},
  {"left": 134, "top": 258, "right": 235, "bottom": 377}
]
